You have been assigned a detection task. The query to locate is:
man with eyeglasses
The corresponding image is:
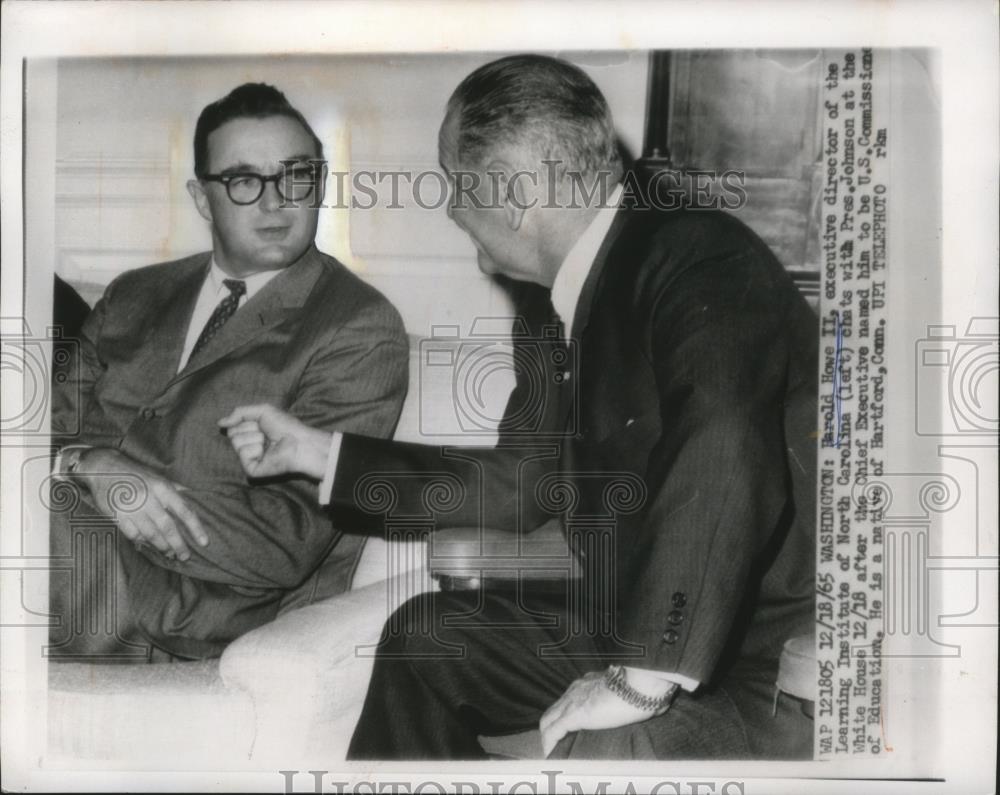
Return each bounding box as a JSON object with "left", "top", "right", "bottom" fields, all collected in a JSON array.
[{"left": 49, "top": 82, "right": 409, "bottom": 660}]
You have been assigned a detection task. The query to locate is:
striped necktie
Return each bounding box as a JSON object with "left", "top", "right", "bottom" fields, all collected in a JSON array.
[{"left": 190, "top": 278, "right": 246, "bottom": 359}]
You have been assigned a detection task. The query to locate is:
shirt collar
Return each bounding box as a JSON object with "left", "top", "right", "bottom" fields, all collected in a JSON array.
[
  {"left": 206, "top": 257, "right": 283, "bottom": 302},
  {"left": 550, "top": 182, "right": 624, "bottom": 339}
]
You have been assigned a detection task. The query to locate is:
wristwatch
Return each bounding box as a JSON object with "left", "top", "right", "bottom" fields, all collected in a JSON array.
[
  {"left": 62, "top": 446, "right": 90, "bottom": 476},
  {"left": 603, "top": 665, "right": 680, "bottom": 714}
]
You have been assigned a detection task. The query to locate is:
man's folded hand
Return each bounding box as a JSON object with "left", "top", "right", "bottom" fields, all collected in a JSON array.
[
  {"left": 539, "top": 670, "right": 663, "bottom": 757},
  {"left": 75, "top": 447, "right": 209, "bottom": 561}
]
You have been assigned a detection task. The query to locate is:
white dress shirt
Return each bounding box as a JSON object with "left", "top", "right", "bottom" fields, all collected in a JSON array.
[
  {"left": 550, "top": 183, "right": 624, "bottom": 343},
  {"left": 177, "top": 259, "right": 283, "bottom": 372}
]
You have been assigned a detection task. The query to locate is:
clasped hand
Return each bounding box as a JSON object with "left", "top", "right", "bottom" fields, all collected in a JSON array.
[
  {"left": 76, "top": 403, "right": 326, "bottom": 561},
  {"left": 75, "top": 448, "right": 208, "bottom": 561},
  {"left": 539, "top": 670, "right": 667, "bottom": 756}
]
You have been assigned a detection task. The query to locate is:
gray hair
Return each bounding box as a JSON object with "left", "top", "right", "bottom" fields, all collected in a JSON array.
[{"left": 445, "top": 54, "right": 622, "bottom": 182}]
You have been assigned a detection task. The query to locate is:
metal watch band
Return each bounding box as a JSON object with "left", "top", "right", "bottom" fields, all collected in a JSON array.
[{"left": 603, "top": 665, "right": 679, "bottom": 713}]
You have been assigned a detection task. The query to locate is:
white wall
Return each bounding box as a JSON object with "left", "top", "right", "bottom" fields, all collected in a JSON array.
[{"left": 52, "top": 52, "right": 649, "bottom": 336}]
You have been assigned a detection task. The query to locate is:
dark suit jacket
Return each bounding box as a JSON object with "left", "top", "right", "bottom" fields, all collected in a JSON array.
[
  {"left": 51, "top": 246, "right": 409, "bottom": 658},
  {"left": 328, "top": 207, "right": 817, "bottom": 686}
]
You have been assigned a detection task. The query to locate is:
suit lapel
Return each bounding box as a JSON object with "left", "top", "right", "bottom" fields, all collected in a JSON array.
[
  {"left": 139, "top": 254, "right": 210, "bottom": 391},
  {"left": 172, "top": 246, "right": 325, "bottom": 383},
  {"left": 556, "top": 208, "right": 633, "bottom": 434},
  {"left": 568, "top": 207, "right": 631, "bottom": 347}
]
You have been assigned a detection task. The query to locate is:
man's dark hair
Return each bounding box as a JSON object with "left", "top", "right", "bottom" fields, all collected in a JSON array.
[
  {"left": 193, "top": 82, "right": 324, "bottom": 178},
  {"left": 445, "top": 54, "right": 622, "bottom": 182}
]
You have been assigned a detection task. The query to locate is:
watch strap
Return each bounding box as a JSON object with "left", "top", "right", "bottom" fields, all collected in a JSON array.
[{"left": 603, "top": 665, "right": 679, "bottom": 713}]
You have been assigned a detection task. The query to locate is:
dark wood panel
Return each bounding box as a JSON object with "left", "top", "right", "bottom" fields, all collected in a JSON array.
[
  {"left": 668, "top": 50, "right": 823, "bottom": 178},
  {"left": 642, "top": 49, "right": 825, "bottom": 295}
]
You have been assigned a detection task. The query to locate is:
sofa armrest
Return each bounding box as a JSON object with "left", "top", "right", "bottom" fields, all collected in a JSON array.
[
  {"left": 428, "top": 517, "right": 581, "bottom": 590},
  {"left": 219, "top": 568, "right": 434, "bottom": 760}
]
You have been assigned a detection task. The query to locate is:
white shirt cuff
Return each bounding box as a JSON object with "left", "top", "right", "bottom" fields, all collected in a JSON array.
[
  {"left": 624, "top": 666, "right": 700, "bottom": 694},
  {"left": 317, "top": 432, "right": 343, "bottom": 506}
]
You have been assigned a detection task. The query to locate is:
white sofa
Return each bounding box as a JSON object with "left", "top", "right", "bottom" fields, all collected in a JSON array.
[{"left": 47, "top": 565, "right": 433, "bottom": 766}]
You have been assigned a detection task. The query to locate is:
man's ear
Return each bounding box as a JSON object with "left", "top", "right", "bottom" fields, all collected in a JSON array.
[
  {"left": 487, "top": 159, "right": 527, "bottom": 232},
  {"left": 186, "top": 179, "right": 213, "bottom": 223}
]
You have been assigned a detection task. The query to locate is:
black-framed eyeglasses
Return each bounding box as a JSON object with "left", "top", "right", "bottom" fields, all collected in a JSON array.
[{"left": 201, "top": 160, "right": 327, "bottom": 205}]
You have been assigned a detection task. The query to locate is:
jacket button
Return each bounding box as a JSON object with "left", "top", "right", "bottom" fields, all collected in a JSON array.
[
  {"left": 662, "top": 629, "right": 679, "bottom": 644},
  {"left": 667, "top": 610, "right": 683, "bottom": 625},
  {"left": 671, "top": 592, "right": 687, "bottom": 608},
  {"left": 140, "top": 408, "right": 156, "bottom": 419}
]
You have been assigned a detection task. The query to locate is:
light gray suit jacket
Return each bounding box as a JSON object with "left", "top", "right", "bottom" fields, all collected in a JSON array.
[{"left": 50, "top": 246, "right": 408, "bottom": 659}]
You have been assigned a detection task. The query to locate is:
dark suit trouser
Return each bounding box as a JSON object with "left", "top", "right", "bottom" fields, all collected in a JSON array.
[
  {"left": 347, "top": 585, "right": 813, "bottom": 760},
  {"left": 47, "top": 503, "right": 156, "bottom": 662}
]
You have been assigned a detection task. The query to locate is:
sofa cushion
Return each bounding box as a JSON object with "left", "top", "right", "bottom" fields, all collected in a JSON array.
[{"left": 47, "top": 660, "right": 255, "bottom": 765}]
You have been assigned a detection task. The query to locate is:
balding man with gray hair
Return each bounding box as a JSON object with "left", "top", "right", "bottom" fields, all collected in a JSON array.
[{"left": 223, "top": 54, "right": 818, "bottom": 760}]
